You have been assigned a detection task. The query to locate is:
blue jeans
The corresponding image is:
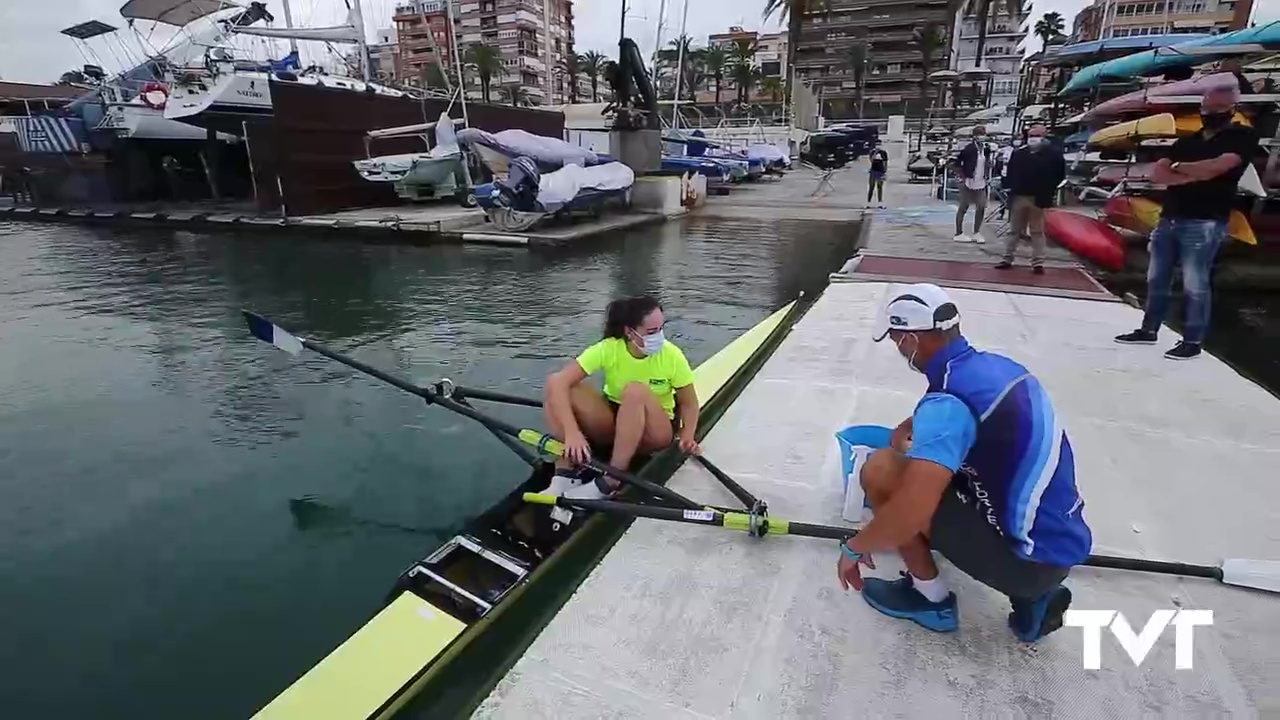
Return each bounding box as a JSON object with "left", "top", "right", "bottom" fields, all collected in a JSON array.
[{"left": 1140, "top": 217, "right": 1227, "bottom": 344}]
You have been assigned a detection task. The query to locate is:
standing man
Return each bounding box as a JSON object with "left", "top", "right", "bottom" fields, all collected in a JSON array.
[
  {"left": 996, "top": 125, "right": 1066, "bottom": 275},
  {"left": 867, "top": 140, "right": 889, "bottom": 209},
  {"left": 1114, "top": 87, "right": 1258, "bottom": 360},
  {"left": 952, "top": 126, "right": 990, "bottom": 244},
  {"left": 837, "top": 283, "right": 1092, "bottom": 641}
]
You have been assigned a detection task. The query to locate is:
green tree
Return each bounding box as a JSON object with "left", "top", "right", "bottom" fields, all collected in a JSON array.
[
  {"left": 731, "top": 61, "right": 760, "bottom": 105},
  {"left": 580, "top": 50, "right": 607, "bottom": 102},
  {"left": 912, "top": 21, "right": 947, "bottom": 114},
  {"left": 964, "top": 0, "right": 1026, "bottom": 71},
  {"left": 499, "top": 84, "right": 531, "bottom": 107},
  {"left": 1035, "top": 11, "right": 1066, "bottom": 48},
  {"left": 762, "top": 0, "right": 830, "bottom": 102},
  {"left": 703, "top": 45, "right": 728, "bottom": 106},
  {"left": 463, "top": 43, "right": 504, "bottom": 104},
  {"left": 844, "top": 42, "right": 869, "bottom": 118},
  {"left": 760, "top": 75, "right": 783, "bottom": 103},
  {"left": 559, "top": 53, "right": 581, "bottom": 103}
]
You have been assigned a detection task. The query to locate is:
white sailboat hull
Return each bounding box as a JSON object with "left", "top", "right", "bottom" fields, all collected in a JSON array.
[{"left": 101, "top": 102, "right": 237, "bottom": 142}]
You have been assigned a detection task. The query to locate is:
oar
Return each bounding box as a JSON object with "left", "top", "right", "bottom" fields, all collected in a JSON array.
[
  {"left": 242, "top": 311, "right": 702, "bottom": 511},
  {"left": 288, "top": 496, "right": 435, "bottom": 536},
  {"left": 525, "top": 493, "right": 851, "bottom": 540},
  {"left": 691, "top": 454, "right": 762, "bottom": 512},
  {"left": 527, "top": 494, "right": 1280, "bottom": 594},
  {"left": 433, "top": 381, "right": 543, "bottom": 408}
]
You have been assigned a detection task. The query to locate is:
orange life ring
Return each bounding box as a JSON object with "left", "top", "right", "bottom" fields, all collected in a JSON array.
[{"left": 140, "top": 82, "right": 169, "bottom": 110}]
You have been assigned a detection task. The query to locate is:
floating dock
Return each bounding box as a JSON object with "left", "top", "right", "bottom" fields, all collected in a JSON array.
[{"left": 475, "top": 203, "right": 1280, "bottom": 716}]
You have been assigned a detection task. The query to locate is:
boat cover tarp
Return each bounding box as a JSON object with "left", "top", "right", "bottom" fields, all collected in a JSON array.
[
  {"left": 457, "top": 128, "right": 599, "bottom": 169},
  {"left": 747, "top": 144, "right": 789, "bottom": 166},
  {"left": 539, "top": 162, "right": 634, "bottom": 212},
  {"left": 13, "top": 115, "right": 86, "bottom": 153},
  {"left": 119, "top": 0, "right": 236, "bottom": 26},
  {"left": 1061, "top": 21, "right": 1280, "bottom": 95}
]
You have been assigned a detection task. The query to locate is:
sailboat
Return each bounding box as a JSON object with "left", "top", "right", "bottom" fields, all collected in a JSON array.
[
  {"left": 59, "top": 1, "right": 272, "bottom": 143},
  {"left": 163, "top": 0, "right": 409, "bottom": 136}
]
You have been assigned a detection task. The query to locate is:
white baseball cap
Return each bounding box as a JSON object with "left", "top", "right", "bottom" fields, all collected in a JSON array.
[{"left": 872, "top": 283, "right": 962, "bottom": 342}]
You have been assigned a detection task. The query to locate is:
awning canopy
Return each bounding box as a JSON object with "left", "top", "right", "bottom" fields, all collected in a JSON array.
[
  {"left": 119, "top": 0, "right": 239, "bottom": 26},
  {"left": 1060, "top": 21, "right": 1280, "bottom": 95},
  {"left": 61, "top": 20, "right": 118, "bottom": 40}
]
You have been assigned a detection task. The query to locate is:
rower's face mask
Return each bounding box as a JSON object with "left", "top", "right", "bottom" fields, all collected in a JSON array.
[{"left": 630, "top": 326, "right": 666, "bottom": 356}]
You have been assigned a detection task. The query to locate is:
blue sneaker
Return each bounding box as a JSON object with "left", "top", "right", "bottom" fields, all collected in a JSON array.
[
  {"left": 861, "top": 573, "right": 959, "bottom": 633},
  {"left": 1008, "top": 585, "right": 1073, "bottom": 642}
]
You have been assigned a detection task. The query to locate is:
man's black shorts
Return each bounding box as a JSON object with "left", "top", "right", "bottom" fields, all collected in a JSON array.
[{"left": 929, "top": 477, "right": 1070, "bottom": 600}]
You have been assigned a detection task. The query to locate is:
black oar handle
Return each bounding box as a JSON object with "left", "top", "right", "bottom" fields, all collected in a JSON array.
[
  {"left": 538, "top": 495, "right": 856, "bottom": 541},
  {"left": 448, "top": 384, "right": 543, "bottom": 408},
  {"left": 1084, "top": 553, "right": 1223, "bottom": 581}
]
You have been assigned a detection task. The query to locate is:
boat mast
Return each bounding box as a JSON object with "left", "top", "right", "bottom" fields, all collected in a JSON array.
[
  {"left": 351, "top": 0, "right": 371, "bottom": 81},
  {"left": 671, "top": 0, "right": 689, "bottom": 128},
  {"left": 651, "top": 0, "right": 668, "bottom": 82},
  {"left": 445, "top": 0, "right": 470, "bottom": 125},
  {"left": 281, "top": 0, "right": 299, "bottom": 54}
]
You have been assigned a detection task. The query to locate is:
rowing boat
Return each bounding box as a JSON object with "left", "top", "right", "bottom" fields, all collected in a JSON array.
[{"left": 250, "top": 297, "right": 814, "bottom": 720}]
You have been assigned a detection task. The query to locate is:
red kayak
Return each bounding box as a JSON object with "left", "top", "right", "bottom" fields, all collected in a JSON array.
[{"left": 1043, "top": 209, "right": 1126, "bottom": 271}]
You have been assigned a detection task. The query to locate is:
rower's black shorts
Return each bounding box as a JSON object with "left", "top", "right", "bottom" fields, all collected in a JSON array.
[{"left": 929, "top": 477, "right": 1070, "bottom": 601}]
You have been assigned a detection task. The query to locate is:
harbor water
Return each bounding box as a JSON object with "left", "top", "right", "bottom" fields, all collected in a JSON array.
[{"left": 0, "top": 217, "right": 857, "bottom": 719}]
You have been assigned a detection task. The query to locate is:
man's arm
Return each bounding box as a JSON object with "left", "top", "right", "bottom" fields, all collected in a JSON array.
[
  {"left": 1170, "top": 153, "right": 1246, "bottom": 182},
  {"left": 1151, "top": 157, "right": 1197, "bottom": 186}
]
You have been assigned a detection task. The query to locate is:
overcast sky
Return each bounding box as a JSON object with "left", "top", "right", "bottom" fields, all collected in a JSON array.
[{"left": 0, "top": 0, "right": 1277, "bottom": 84}]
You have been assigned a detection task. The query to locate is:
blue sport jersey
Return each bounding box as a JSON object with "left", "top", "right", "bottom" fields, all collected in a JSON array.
[{"left": 908, "top": 337, "right": 1092, "bottom": 567}]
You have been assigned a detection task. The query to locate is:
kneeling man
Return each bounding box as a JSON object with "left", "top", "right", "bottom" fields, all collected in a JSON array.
[{"left": 837, "top": 283, "right": 1092, "bottom": 642}]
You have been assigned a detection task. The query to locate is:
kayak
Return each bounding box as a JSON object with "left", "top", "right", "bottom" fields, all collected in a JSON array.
[
  {"left": 1085, "top": 72, "right": 1242, "bottom": 120},
  {"left": 1087, "top": 112, "right": 1251, "bottom": 150},
  {"left": 1043, "top": 209, "right": 1127, "bottom": 271},
  {"left": 1093, "top": 161, "right": 1266, "bottom": 197},
  {"left": 1103, "top": 195, "right": 1258, "bottom": 246},
  {"left": 249, "top": 297, "right": 814, "bottom": 720}
]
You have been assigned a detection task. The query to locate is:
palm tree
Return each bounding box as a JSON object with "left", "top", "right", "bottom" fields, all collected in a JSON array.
[
  {"left": 559, "top": 53, "right": 581, "bottom": 103},
  {"left": 499, "top": 84, "right": 531, "bottom": 107},
  {"left": 964, "top": 0, "right": 1026, "bottom": 72},
  {"left": 1034, "top": 11, "right": 1066, "bottom": 48},
  {"left": 731, "top": 62, "right": 761, "bottom": 105},
  {"left": 912, "top": 21, "right": 947, "bottom": 115},
  {"left": 762, "top": 0, "right": 830, "bottom": 101},
  {"left": 703, "top": 46, "right": 728, "bottom": 106},
  {"left": 843, "top": 42, "right": 868, "bottom": 118},
  {"left": 760, "top": 76, "right": 784, "bottom": 103},
  {"left": 730, "top": 38, "right": 758, "bottom": 67},
  {"left": 580, "top": 50, "right": 607, "bottom": 102},
  {"left": 600, "top": 59, "right": 619, "bottom": 102},
  {"left": 463, "top": 43, "right": 504, "bottom": 104}
]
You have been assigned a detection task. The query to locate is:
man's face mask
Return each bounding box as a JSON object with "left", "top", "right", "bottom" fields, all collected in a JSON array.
[
  {"left": 1201, "top": 110, "right": 1233, "bottom": 131},
  {"left": 893, "top": 333, "right": 924, "bottom": 374}
]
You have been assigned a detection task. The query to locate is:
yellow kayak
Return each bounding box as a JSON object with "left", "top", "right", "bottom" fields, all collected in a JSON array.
[
  {"left": 1088, "top": 112, "right": 1253, "bottom": 150},
  {"left": 1103, "top": 195, "right": 1257, "bottom": 245}
]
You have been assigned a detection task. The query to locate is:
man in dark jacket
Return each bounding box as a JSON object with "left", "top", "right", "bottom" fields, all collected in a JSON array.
[{"left": 996, "top": 125, "right": 1066, "bottom": 275}]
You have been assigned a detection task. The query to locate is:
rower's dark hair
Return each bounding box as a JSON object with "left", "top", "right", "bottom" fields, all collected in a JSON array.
[{"left": 604, "top": 295, "right": 662, "bottom": 338}]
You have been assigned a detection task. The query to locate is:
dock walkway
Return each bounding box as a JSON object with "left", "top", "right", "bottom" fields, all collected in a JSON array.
[{"left": 476, "top": 166, "right": 1280, "bottom": 718}]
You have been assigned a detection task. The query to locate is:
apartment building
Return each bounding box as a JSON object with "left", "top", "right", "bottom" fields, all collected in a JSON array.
[
  {"left": 392, "top": 0, "right": 575, "bottom": 104},
  {"left": 368, "top": 27, "right": 400, "bottom": 83},
  {"left": 950, "top": 6, "right": 1030, "bottom": 109},
  {"left": 1073, "top": 0, "right": 1252, "bottom": 40}
]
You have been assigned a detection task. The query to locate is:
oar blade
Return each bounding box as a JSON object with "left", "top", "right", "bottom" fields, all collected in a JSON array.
[
  {"left": 1220, "top": 558, "right": 1280, "bottom": 594},
  {"left": 243, "top": 311, "right": 304, "bottom": 356}
]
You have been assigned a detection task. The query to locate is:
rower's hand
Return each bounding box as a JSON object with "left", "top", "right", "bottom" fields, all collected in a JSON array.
[
  {"left": 678, "top": 432, "right": 701, "bottom": 455},
  {"left": 564, "top": 430, "right": 592, "bottom": 465},
  {"left": 837, "top": 547, "right": 875, "bottom": 592}
]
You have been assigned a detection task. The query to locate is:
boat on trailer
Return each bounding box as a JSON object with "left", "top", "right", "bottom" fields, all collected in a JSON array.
[{"left": 250, "top": 297, "right": 813, "bottom": 720}]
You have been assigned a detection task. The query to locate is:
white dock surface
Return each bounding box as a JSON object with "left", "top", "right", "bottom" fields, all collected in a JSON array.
[{"left": 476, "top": 282, "right": 1280, "bottom": 718}]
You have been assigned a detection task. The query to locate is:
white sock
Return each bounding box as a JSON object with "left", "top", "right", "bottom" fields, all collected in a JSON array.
[
  {"left": 563, "top": 478, "right": 608, "bottom": 501},
  {"left": 912, "top": 573, "right": 950, "bottom": 603}
]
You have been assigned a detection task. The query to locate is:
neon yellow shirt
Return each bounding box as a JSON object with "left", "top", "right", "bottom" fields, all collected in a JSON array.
[{"left": 576, "top": 337, "right": 695, "bottom": 419}]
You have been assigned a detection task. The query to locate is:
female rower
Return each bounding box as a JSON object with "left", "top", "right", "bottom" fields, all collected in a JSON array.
[{"left": 543, "top": 295, "right": 700, "bottom": 499}]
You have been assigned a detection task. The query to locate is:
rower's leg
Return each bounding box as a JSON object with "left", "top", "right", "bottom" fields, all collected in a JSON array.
[
  {"left": 860, "top": 449, "right": 940, "bottom": 581},
  {"left": 608, "top": 382, "right": 673, "bottom": 485},
  {"left": 544, "top": 384, "right": 615, "bottom": 468}
]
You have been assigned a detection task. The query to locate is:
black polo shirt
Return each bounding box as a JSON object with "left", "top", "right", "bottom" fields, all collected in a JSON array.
[{"left": 1165, "top": 123, "right": 1258, "bottom": 220}]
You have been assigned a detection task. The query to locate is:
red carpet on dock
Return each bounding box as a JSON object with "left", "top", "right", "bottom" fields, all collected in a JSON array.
[{"left": 849, "top": 255, "right": 1116, "bottom": 301}]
